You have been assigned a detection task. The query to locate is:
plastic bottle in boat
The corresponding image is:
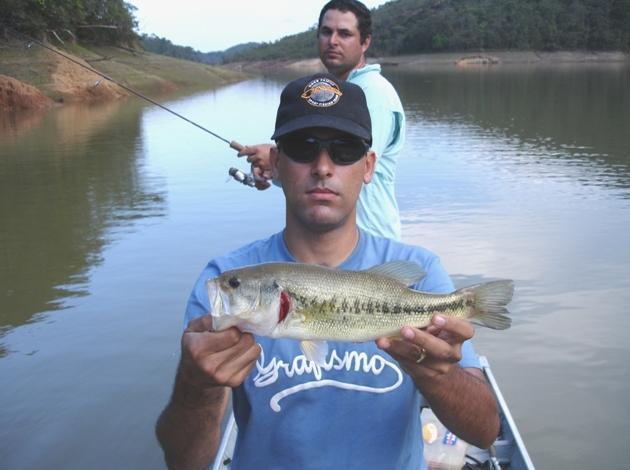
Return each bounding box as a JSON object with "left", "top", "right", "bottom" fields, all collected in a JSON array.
[{"left": 421, "top": 408, "right": 470, "bottom": 469}]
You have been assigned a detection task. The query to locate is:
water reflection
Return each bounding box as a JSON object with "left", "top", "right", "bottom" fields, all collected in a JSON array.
[
  {"left": 388, "top": 64, "right": 630, "bottom": 195},
  {"left": 1, "top": 66, "right": 629, "bottom": 469},
  {"left": 0, "top": 101, "right": 166, "bottom": 347},
  {"left": 0, "top": 108, "right": 49, "bottom": 140},
  {"left": 388, "top": 63, "right": 630, "bottom": 469}
]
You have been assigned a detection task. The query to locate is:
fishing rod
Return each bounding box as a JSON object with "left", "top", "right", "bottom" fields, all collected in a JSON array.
[{"left": 8, "top": 27, "right": 256, "bottom": 187}]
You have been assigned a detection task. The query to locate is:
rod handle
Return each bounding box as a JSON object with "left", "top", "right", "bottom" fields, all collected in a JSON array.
[{"left": 229, "top": 140, "right": 245, "bottom": 152}]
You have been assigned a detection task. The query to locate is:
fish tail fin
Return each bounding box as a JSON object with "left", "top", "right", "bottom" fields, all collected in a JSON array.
[{"left": 465, "top": 280, "right": 514, "bottom": 330}]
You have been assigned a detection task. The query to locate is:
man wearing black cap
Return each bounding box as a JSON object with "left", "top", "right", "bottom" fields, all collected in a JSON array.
[
  {"left": 239, "top": 0, "right": 405, "bottom": 241},
  {"left": 156, "top": 74, "right": 499, "bottom": 470}
]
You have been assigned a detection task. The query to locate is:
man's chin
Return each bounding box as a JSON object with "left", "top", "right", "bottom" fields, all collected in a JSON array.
[
  {"left": 301, "top": 211, "right": 351, "bottom": 232},
  {"left": 321, "top": 57, "right": 345, "bottom": 73}
]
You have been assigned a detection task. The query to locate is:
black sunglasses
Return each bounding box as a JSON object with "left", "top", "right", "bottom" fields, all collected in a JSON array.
[{"left": 278, "top": 134, "right": 369, "bottom": 166}]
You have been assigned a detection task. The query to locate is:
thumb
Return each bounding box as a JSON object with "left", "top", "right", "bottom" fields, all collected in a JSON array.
[{"left": 185, "top": 314, "right": 214, "bottom": 332}]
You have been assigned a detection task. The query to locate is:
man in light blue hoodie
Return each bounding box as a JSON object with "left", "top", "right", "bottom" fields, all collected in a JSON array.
[{"left": 240, "top": 0, "right": 405, "bottom": 241}]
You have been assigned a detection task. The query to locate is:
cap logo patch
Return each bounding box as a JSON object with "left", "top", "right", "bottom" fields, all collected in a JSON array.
[{"left": 300, "top": 77, "right": 342, "bottom": 108}]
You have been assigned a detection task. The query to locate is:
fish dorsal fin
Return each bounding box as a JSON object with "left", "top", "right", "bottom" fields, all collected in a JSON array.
[
  {"left": 366, "top": 261, "right": 426, "bottom": 286},
  {"left": 300, "top": 340, "right": 328, "bottom": 365}
]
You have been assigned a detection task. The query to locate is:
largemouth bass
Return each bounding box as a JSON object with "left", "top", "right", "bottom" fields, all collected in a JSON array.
[{"left": 206, "top": 261, "right": 513, "bottom": 363}]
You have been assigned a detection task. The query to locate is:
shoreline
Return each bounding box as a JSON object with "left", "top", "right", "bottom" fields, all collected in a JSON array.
[
  {"left": 2, "top": 47, "right": 629, "bottom": 111},
  {"left": 0, "top": 40, "right": 246, "bottom": 110},
  {"left": 226, "top": 50, "right": 630, "bottom": 73}
]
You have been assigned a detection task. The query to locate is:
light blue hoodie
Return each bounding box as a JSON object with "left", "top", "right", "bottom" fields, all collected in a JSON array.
[{"left": 349, "top": 64, "right": 405, "bottom": 240}]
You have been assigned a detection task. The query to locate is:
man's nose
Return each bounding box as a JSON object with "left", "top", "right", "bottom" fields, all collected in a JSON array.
[{"left": 311, "top": 148, "right": 335, "bottom": 177}]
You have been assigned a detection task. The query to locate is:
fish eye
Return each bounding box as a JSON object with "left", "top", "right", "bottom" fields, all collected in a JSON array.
[{"left": 228, "top": 276, "right": 240, "bottom": 288}]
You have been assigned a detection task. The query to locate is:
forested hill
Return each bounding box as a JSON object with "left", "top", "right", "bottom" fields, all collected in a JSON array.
[
  {"left": 4, "top": 0, "right": 628, "bottom": 65},
  {"left": 227, "top": 0, "right": 630, "bottom": 62},
  {"left": 139, "top": 34, "right": 257, "bottom": 65},
  {"left": 0, "top": 0, "right": 137, "bottom": 45}
]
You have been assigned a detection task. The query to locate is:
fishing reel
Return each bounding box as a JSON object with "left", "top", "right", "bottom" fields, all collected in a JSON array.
[{"left": 228, "top": 167, "right": 256, "bottom": 187}]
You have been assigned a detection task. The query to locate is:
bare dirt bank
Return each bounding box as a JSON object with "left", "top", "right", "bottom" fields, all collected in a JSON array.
[
  {"left": 0, "top": 40, "right": 245, "bottom": 110},
  {"left": 227, "top": 50, "right": 630, "bottom": 73},
  {"left": 378, "top": 50, "right": 630, "bottom": 67},
  {"left": 0, "top": 74, "right": 53, "bottom": 110}
]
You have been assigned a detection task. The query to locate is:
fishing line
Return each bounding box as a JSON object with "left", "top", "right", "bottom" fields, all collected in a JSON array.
[{"left": 5, "top": 27, "right": 248, "bottom": 156}]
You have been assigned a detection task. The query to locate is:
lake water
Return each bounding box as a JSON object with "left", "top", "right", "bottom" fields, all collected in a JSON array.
[{"left": 1, "top": 63, "right": 629, "bottom": 469}]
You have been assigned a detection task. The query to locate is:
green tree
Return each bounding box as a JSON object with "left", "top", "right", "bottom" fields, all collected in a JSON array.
[{"left": 0, "top": 0, "right": 137, "bottom": 44}]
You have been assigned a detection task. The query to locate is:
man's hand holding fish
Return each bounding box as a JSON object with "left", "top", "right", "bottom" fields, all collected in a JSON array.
[
  {"left": 180, "top": 316, "right": 260, "bottom": 390},
  {"left": 157, "top": 71, "right": 510, "bottom": 469},
  {"left": 376, "top": 316, "right": 474, "bottom": 378},
  {"left": 376, "top": 315, "right": 501, "bottom": 446}
]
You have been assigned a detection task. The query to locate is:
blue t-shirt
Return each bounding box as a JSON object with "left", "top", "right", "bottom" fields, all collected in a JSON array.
[{"left": 185, "top": 229, "right": 480, "bottom": 470}]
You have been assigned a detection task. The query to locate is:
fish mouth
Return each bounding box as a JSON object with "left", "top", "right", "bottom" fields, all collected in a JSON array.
[
  {"left": 206, "top": 280, "right": 225, "bottom": 319},
  {"left": 205, "top": 278, "right": 262, "bottom": 332}
]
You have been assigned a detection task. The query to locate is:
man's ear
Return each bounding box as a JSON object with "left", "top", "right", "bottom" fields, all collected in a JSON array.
[
  {"left": 361, "top": 34, "right": 372, "bottom": 54},
  {"left": 270, "top": 144, "right": 280, "bottom": 181},
  {"left": 363, "top": 150, "right": 376, "bottom": 184}
]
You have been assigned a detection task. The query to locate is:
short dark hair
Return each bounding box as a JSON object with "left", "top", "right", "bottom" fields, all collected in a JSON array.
[{"left": 317, "top": 0, "right": 372, "bottom": 44}]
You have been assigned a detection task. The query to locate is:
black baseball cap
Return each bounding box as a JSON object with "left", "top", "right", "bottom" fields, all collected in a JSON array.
[{"left": 271, "top": 73, "right": 372, "bottom": 144}]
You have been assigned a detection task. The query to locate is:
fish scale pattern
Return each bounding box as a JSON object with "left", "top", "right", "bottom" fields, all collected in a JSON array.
[{"left": 273, "top": 265, "right": 470, "bottom": 341}]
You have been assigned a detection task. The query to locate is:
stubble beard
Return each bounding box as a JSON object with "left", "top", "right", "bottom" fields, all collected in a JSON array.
[
  {"left": 320, "top": 48, "right": 350, "bottom": 79},
  {"left": 290, "top": 203, "right": 354, "bottom": 234}
]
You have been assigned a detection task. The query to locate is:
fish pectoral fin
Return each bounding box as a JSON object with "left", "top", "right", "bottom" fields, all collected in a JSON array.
[
  {"left": 300, "top": 340, "right": 328, "bottom": 365},
  {"left": 366, "top": 261, "right": 426, "bottom": 286}
]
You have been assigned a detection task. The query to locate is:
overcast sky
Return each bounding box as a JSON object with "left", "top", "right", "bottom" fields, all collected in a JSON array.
[{"left": 128, "top": 0, "right": 392, "bottom": 52}]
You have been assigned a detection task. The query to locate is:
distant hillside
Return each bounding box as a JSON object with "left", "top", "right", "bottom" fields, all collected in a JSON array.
[
  {"left": 226, "top": 0, "right": 630, "bottom": 62},
  {"left": 227, "top": 29, "right": 318, "bottom": 62},
  {"left": 140, "top": 34, "right": 259, "bottom": 65},
  {"left": 4, "top": 0, "right": 628, "bottom": 70}
]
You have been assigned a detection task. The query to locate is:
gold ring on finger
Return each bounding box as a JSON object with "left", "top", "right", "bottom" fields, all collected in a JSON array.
[{"left": 415, "top": 347, "right": 427, "bottom": 364}]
